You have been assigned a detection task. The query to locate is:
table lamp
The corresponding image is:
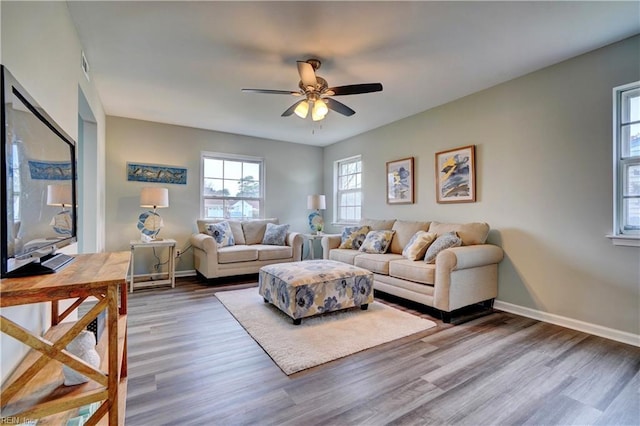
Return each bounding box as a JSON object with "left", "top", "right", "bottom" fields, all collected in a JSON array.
[
  {"left": 47, "top": 184, "right": 73, "bottom": 235},
  {"left": 307, "top": 194, "right": 326, "bottom": 234},
  {"left": 138, "top": 187, "right": 169, "bottom": 242}
]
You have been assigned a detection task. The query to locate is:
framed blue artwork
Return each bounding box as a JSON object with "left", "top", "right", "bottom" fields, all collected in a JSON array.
[{"left": 127, "top": 162, "right": 187, "bottom": 185}]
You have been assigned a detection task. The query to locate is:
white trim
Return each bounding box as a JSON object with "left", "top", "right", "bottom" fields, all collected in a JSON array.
[
  {"left": 494, "top": 300, "right": 640, "bottom": 347},
  {"left": 175, "top": 269, "right": 196, "bottom": 278},
  {"left": 606, "top": 234, "right": 640, "bottom": 247}
]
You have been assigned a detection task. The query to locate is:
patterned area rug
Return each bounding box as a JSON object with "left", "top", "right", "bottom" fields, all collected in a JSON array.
[{"left": 215, "top": 287, "right": 437, "bottom": 375}]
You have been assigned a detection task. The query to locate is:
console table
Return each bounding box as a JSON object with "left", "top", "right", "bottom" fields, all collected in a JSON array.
[{"left": 0, "top": 252, "right": 130, "bottom": 426}]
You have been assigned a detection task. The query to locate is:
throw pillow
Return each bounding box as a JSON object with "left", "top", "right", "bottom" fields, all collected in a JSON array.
[
  {"left": 262, "top": 223, "right": 290, "bottom": 246},
  {"left": 424, "top": 231, "right": 462, "bottom": 264},
  {"left": 339, "top": 225, "right": 371, "bottom": 250},
  {"left": 402, "top": 231, "right": 437, "bottom": 261},
  {"left": 206, "top": 221, "right": 235, "bottom": 248},
  {"left": 359, "top": 230, "right": 396, "bottom": 254}
]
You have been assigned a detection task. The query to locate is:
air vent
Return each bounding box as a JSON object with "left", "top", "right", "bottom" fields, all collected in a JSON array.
[{"left": 81, "top": 51, "right": 90, "bottom": 81}]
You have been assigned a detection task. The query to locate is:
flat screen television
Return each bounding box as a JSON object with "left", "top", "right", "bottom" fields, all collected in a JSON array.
[{"left": 1, "top": 65, "right": 78, "bottom": 278}]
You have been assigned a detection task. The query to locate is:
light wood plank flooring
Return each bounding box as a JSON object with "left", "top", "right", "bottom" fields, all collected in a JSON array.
[{"left": 123, "top": 277, "right": 640, "bottom": 425}]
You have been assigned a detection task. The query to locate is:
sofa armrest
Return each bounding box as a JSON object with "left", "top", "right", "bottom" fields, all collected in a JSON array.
[
  {"left": 286, "top": 232, "right": 304, "bottom": 261},
  {"left": 435, "top": 244, "right": 504, "bottom": 271},
  {"left": 321, "top": 235, "right": 342, "bottom": 259},
  {"left": 190, "top": 232, "right": 218, "bottom": 255}
]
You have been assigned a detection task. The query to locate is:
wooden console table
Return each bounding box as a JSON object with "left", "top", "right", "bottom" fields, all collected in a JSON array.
[{"left": 0, "top": 252, "right": 130, "bottom": 426}]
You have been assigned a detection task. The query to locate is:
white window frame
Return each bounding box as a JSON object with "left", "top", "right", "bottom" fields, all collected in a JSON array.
[
  {"left": 333, "top": 155, "right": 362, "bottom": 225},
  {"left": 200, "top": 151, "right": 264, "bottom": 220},
  {"left": 609, "top": 81, "right": 640, "bottom": 247}
]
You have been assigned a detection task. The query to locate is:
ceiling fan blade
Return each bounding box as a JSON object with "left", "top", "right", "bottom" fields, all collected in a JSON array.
[
  {"left": 297, "top": 61, "right": 317, "bottom": 88},
  {"left": 282, "top": 99, "right": 305, "bottom": 117},
  {"left": 325, "top": 98, "right": 356, "bottom": 117},
  {"left": 326, "top": 83, "right": 383, "bottom": 96},
  {"left": 242, "top": 88, "right": 300, "bottom": 96}
]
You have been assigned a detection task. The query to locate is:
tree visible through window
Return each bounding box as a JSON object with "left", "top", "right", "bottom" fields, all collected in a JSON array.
[
  {"left": 614, "top": 82, "right": 640, "bottom": 236},
  {"left": 201, "top": 153, "right": 263, "bottom": 220},
  {"left": 335, "top": 156, "right": 362, "bottom": 223}
]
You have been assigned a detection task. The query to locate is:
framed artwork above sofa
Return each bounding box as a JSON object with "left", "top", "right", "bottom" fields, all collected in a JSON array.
[{"left": 435, "top": 145, "right": 476, "bottom": 203}]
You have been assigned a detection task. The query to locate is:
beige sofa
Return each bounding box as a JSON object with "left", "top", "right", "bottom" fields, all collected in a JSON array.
[
  {"left": 191, "top": 218, "right": 303, "bottom": 280},
  {"left": 321, "top": 219, "right": 504, "bottom": 322}
]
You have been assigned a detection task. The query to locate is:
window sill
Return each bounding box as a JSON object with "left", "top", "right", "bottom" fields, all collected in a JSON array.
[{"left": 606, "top": 234, "right": 640, "bottom": 247}]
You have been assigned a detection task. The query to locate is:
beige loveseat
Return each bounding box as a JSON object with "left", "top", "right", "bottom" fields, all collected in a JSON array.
[
  {"left": 321, "top": 219, "right": 504, "bottom": 322},
  {"left": 191, "top": 218, "right": 303, "bottom": 280}
]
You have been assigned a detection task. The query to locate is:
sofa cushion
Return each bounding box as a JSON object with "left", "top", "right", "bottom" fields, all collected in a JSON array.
[
  {"left": 402, "top": 231, "right": 437, "bottom": 261},
  {"left": 359, "top": 230, "right": 395, "bottom": 254},
  {"left": 428, "top": 221, "right": 490, "bottom": 246},
  {"left": 388, "top": 259, "right": 436, "bottom": 285},
  {"left": 424, "top": 232, "right": 462, "bottom": 264},
  {"left": 205, "top": 221, "right": 235, "bottom": 248},
  {"left": 197, "top": 219, "right": 245, "bottom": 244},
  {"left": 254, "top": 245, "right": 293, "bottom": 261},
  {"left": 339, "top": 225, "right": 371, "bottom": 249},
  {"left": 359, "top": 218, "right": 396, "bottom": 230},
  {"left": 243, "top": 218, "right": 279, "bottom": 245},
  {"left": 262, "top": 223, "right": 290, "bottom": 246},
  {"left": 354, "top": 253, "right": 404, "bottom": 275},
  {"left": 329, "top": 248, "right": 361, "bottom": 264},
  {"left": 390, "top": 220, "right": 431, "bottom": 254},
  {"left": 217, "top": 245, "right": 258, "bottom": 263}
]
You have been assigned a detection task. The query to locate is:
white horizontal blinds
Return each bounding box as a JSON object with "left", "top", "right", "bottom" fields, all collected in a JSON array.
[
  {"left": 616, "top": 84, "right": 640, "bottom": 234},
  {"left": 336, "top": 156, "right": 362, "bottom": 223},
  {"left": 202, "top": 153, "right": 263, "bottom": 220}
]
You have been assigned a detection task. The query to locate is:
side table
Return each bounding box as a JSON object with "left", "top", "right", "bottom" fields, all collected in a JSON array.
[
  {"left": 303, "top": 234, "right": 325, "bottom": 260},
  {"left": 129, "top": 239, "right": 176, "bottom": 292}
]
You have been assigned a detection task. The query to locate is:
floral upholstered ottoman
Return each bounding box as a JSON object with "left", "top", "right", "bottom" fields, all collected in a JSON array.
[{"left": 258, "top": 260, "right": 374, "bottom": 325}]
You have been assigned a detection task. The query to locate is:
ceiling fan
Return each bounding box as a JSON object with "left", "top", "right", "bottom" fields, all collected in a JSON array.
[{"left": 242, "top": 59, "right": 383, "bottom": 121}]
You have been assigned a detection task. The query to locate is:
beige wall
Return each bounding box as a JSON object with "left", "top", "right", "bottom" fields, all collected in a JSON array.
[
  {"left": 324, "top": 35, "right": 640, "bottom": 336},
  {"left": 105, "top": 116, "right": 323, "bottom": 274},
  {"left": 1, "top": 1, "right": 107, "bottom": 382}
]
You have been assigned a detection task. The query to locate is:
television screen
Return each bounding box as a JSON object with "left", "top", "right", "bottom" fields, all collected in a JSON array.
[{"left": 1, "top": 65, "right": 77, "bottom": 277}]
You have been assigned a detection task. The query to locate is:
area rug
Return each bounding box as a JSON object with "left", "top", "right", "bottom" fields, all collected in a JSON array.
[{"left": 215, "top": 287, "right": 437, "bottom": 375}]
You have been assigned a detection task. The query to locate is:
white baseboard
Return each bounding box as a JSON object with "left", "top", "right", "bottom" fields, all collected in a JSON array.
[
  {"left": 176, "top": 269, "right": 197, "bottom": 278},
  {"left": 493, "top": 300, "right": 640, "bottom": 347}
]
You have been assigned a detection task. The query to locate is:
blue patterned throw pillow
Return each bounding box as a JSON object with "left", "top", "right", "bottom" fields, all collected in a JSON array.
[
  {"left": 359, "top": 230, "right": 395, "bottom": 254},
  {"left": 339, "top": 225, "right": 371, "bottom": 250},
  {"left": 424, "top": 231, "right": 462, "bottom": 264},
  {"left": 262, "top": 223, "right": 290, "bottom": 246},
  {"left": 206, "top": 221, "right": 235, "bottom": 248}
]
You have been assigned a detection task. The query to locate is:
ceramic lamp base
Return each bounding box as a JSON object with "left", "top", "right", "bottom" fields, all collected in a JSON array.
[{"left": 308, "top": 210, "right": 324, "bottom": 233}]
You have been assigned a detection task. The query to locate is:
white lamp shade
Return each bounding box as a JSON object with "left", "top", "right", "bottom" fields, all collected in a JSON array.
[
  {"left": 47, "top": 184, "right": 72, "bottom": 207},
  {"left": 307, "top": 194, "right": 326, "bottom": 210},
  {"left": 140, "top": 187, "right": 169, "bottom": 208}
]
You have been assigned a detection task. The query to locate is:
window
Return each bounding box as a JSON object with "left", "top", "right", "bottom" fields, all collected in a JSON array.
[
  {"left": 612, "top": 82, "right": 640, "bottom": 244},
  {"left": 201, "top": 152, "right": 263, "bottom": 220},
  {"left": 335, "top": 155, "right": 362, "bottom": 224}
]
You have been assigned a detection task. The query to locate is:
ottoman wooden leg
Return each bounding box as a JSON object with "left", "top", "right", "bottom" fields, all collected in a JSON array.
[
  {"left": 293, "top": 318, "right": 302, "bottom": 325},
  {"left": 361, "top": 304, "right": 369, "bottom": 310},
  {"left": 263, "top": 298, "right": 268, "bottom": 303}
]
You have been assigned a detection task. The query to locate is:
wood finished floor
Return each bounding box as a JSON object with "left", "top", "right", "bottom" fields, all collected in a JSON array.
[{"left": 123, "top": 276, "right": 640, "bottom": 426}]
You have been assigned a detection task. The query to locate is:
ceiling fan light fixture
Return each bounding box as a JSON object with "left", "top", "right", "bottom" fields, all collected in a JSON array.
[
  {"left": 294, "top": 100, "right": 309, "bottom": 118},
  {"left": 311, "top": 100, "right": 328, "bottom": 121}
]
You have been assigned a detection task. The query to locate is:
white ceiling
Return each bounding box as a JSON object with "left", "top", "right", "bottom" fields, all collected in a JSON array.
[{"left": 67, "top": 1, "right": 640, "bottom": 147}]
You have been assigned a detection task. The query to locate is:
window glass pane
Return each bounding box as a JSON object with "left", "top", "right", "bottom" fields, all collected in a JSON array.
[
  {"left": 355, "top": 206, "right": 361, "bottom": 219},
  {"left": 238, "top": 177, "right": 259, "bottom": 197},
  {"left": 224, "top": 179, "right": 239, "bottom": 196},
  {"left": 625, "top": 163, "right": 640, "bottom": 196},
  {"left": 622, "top": 88, "right": 640, "bottom": 123},
  {"left": 204, "top": 158, "right": 223, "bottom": 178},
  {"left": 204, "top": 199, "right": 224, "bottom": 219},
  {"left": 223, "top": 160, "right": 241, "bottom": 179},
  {"left": 243, "top": 162, "right": 260, "bottom": 180},
  {"left": 621, "top": 124, "right": 640, "bottom": 158},
  {"left": 623, "top": 198, "right": 640, "bottom": 230},
  {"left": 355, "top": 192, "right": 361, "bottom": 205},
  {"left": 203, "top": 178, "right": 224, "bottom": 196}
]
